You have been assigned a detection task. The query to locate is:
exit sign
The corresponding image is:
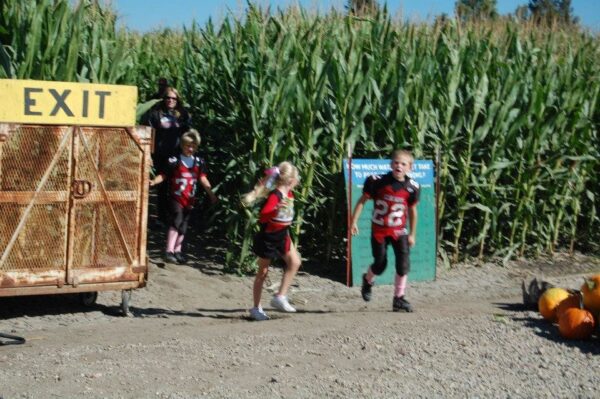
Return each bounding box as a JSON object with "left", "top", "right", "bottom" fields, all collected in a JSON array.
[{"left": 0, "top": 79, "right": 137, "bottom": 127}]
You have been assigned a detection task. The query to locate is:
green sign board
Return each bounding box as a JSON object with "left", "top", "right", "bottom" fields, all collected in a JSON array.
[{"left": 344, "top": 159, "right": 437, "bottom": 286}]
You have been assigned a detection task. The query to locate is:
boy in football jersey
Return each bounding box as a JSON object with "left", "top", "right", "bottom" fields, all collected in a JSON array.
[
  {"left": 350, "top": 150, "right": 420, "bottom": 312},
  {"left": 150, "top": 129, "right": 217, "bottom": 264}
]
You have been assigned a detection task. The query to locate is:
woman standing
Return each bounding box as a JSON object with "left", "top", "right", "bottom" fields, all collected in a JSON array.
[{"left": 142, "top": 87, "right": 192, "bottom": 226}]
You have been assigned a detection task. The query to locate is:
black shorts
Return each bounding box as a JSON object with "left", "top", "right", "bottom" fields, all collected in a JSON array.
[
  {"left": 168, "top": 201, "right": 192, "bottom": 234},
  {"left": 370, "top": 234, "right": 410, "bottom": 276},
  {"left": 253, "top": 228, "right": 291, "bottom": 260}
]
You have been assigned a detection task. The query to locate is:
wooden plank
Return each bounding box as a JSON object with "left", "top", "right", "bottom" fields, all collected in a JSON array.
[
  {"left": 68, "top": 266, "right": 139, "bottom": 285},
  {"left": 0, "top": 79, "right": 137, "bottom": 127},
  {"left": 65, "top": 126, "right": 77, "bottom": 287},
  {"left": 136, "top": 126, "right": 151, "bottom": 269},
  {"left": 0, "top": 281, "right": 142, "bottom": 297},
  {"left": 0, "top": 191, "right": 69, "bottom": 203},
  {"left": 0, "top": 191, "right": 136, "bottom": 203}
]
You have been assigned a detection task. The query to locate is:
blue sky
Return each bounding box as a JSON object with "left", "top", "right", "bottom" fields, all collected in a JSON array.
[{"left": 112, "top": 0, "right": 600, "bottom": 32}]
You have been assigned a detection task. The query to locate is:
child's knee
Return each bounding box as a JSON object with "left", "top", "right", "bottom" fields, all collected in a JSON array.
[
  {"left": 283, "top": 249, "right": 301, "bottom": 271},
  {"left": 395, "top": 258, "right": 410, "bottom": 275},
  {"left": 255, "top": 267, "right": 269, "bottom": 280},
  {"left": 371, "top": 260, "right": 387, "bottom": 275},
  {"left": 289, "top": 259, "right": 301, "bottom": 271}
]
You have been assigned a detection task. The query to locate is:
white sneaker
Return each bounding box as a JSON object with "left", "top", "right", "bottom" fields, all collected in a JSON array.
[
  {"left": 270, "top": 295, "right": 296, "bottom": 313},
  {"left": 249, "top": 307, "right": 270, "bottom": 321}
]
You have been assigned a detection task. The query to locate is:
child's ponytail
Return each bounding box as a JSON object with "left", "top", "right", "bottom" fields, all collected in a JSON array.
[
  {"left": 242, "top": 162, "right": 299, "bottom": 206},
  {"left": 242, "top": 167, "right": 280, "bottom": 206}
]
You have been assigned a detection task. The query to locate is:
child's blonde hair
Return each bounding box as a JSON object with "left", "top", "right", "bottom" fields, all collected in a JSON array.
[
  {"left": 391, "top": 149, "right": 414, "bottom": 163},
  {"left": 180, "top": 129, "right": 201, "bottom": 149},
  {"left": 242, "top": 161, "right": 299, "bottom": 206}
]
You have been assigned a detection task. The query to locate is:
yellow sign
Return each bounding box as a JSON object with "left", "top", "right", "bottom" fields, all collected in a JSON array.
[{"left": 0, "top": 79, "right": 137, "bottom": 127}]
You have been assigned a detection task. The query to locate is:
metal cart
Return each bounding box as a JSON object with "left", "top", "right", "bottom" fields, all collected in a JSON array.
[{"left": 0, "top": 123, "right": 152, "bottom": 315}]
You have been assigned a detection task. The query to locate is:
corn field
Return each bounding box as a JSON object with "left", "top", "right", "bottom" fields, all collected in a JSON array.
[{"left": 1, "top": 0, "right": 599, "bottom": 272}]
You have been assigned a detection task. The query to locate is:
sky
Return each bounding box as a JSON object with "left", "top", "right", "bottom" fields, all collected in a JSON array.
[{"left": 111, "top": 0, "right": 600, "bottom": 33}]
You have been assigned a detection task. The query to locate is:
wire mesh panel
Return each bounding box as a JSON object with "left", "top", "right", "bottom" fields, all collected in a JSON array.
[
  {"left": 93, "top": 127, "right": 143, "bottom": 262},
  {"left": 0, "top": 123, "right": 151, "bottom": 294},
  {"left": 0, "top": 125, "right": 71, "bottom": 283},
  {"left": 69, "top": 127, "right": 143, "bottom": 283}
]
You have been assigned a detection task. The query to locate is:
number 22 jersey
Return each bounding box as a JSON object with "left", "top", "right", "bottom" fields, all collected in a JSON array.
[{"left": 362, "top": 172, "right": 420, "bottom": 242}]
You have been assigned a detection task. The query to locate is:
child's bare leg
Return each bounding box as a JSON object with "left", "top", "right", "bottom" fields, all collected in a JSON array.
[
  {"left": 277, "top": 243, "right": 301, "bottom": 297},
  {"left": 366, "top": 267, "right": 376, "bottom": 284},
  {"left": 394, "top": 274, "right": 408, "bottom": 297},
  {"left": 174, "top": 233, "right": 185, "bottom": 253},
  {"left": 166, "top": 227, "right": 178, "bottom": 253},
  {"left": 253, "top": 257, "right": 270, "bottom": 307}
]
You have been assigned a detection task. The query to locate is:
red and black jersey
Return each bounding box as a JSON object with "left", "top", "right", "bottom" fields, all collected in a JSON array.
[
  {"left": 259, "top": 189, "right": 295, "bottom": 233},
  {"left": 363, "top": 172, "right": 420, "bottom": 242},
  {"left": 162, "top": 154, "right": 208, "bottom": 208}
]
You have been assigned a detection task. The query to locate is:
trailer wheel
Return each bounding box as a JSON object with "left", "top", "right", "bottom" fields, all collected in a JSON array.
[
  {"left": 121, "top": 289, "right": 132, "bottom": 316},
  {"left": 79, "top": 291, "right": 98, "bottom": 307}
]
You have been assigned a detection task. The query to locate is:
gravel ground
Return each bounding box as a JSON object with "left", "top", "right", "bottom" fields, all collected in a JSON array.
[{"left": 1, "top": 250, "right": 599, "bottom": 398}]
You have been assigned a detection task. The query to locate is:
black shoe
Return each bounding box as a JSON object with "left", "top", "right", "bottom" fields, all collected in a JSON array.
[
  {"left": 164, "top": 252, "right": 177, "bottom": 263},
  {"left": 393, "top": 296, "right": 413, "bottom": 312},
  {"left": 361, "top": 274, "right": 373, "bottom": 302},
  {"left": 174, "top": 252, "right": 187, "bottom": 264}
]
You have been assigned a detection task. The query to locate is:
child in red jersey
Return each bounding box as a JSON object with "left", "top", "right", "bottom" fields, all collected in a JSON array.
[
  {"left": 350, "top": 150, "right": 420, "bottom": 312},
  {"left": 150, "top": 129, "right": 217, "bottom": 264},
  {"left": 243, "top": 162, "right": 301, "bottom": 321}
]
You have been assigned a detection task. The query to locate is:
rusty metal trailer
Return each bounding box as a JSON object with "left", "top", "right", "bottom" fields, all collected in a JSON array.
[{"left": 0, "top": 123, "right": 152, "bottom": 314}]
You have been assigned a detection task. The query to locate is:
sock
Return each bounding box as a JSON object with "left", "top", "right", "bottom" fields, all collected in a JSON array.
[
  {"left": 394, "top": 274, "right": 408, "bottom": 298},
  {"left": 174, "top": 234, "right": 185, "bottom": 253},
  {"left": 166, "top": 227, "right": 178, "bottom": 253},
  {"left": 366, "top": 267, "right": 375, "bottom": 285}
]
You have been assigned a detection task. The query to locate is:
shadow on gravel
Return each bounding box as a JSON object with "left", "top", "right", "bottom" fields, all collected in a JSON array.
[
  {"left": 495, "top": 301, "right": 600, "bottom": 355},
  {"left": 148, "top": 191, "right": 350, "bottom": 284},
  {"left": 122, "top": 306, "right": 248, "bottom": 320},
  {"left": 116, "top": 306, "right": 335, "bottom": 321},
  {"left": 495, "top": 302, "right": 530, "bottom": 312},
  {"left": 0, "top": 295, "right": 102, "bottom": 320},
  {"left": 147, "top": 194, "right": 228, "bottom": 276},
  {"left": 187, "top": 307, "right": 333, "bottom": 319},
  {"left": 147, "top": 225, "right": 228, "bottom": 276},
  {"left": 301, "top": 258, "right": 347, "bottom": 285}
]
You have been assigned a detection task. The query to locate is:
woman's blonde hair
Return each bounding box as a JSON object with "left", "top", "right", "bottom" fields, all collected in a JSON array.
[
  {"left": 164, "top": 87, "right": 179, "bottom": 100},
  {"left": 180, "top": 129, "right": 201, "bottom": 149},
  {"left": 242, "top": 161, "right": 299, "bottom": 206}
]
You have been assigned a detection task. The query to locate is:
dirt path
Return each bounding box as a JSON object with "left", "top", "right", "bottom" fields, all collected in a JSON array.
[{"left": 1, "top": 252, "right": 599, "bottom": 398}]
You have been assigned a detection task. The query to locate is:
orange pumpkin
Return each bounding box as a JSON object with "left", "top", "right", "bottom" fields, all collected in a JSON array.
[
  {"left": 558, "top": 307, "right": 595, "bottom": 340},
  {"left": 538, "top": 287, "right": 571, "bottom": 322},
  {"left": 555, "top": 292, "right": 582, "bottom": 320},
  {"left": 581, "top": 274, "right": 600, "bottom": 316}
]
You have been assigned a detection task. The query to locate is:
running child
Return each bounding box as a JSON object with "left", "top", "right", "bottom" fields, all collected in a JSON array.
[
  {"left": 350, "top": 149, "right": 420, "bottom": 312},
  {"left": 149, "top": 129, "right": 218, "bottom": 264},
  {"left": 243, "top": 162, "right": 302, "bottom": 321}
]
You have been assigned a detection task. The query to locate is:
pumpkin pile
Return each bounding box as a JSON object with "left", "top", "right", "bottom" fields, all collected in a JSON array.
[
  {"left": 581, "top": 275, "right": 600, "bottom": 316},
  {"left": 537, "top": 273, "right": 600, "bottom": 340}
]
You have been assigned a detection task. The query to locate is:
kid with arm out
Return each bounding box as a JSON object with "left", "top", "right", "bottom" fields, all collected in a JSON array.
[
  {"left": 350, "top": 149, "right": 419, "bottom": 312},
  {"left": 243, "top": 162, "right": 302, "bottom": 321},
  {"left": 149, "top": 129, "right": 217, "bottom": 264}
]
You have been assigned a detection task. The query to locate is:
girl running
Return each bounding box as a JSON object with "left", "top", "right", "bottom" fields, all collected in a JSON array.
[{"left": 243, "top": 162, "right": 302, "bottom": 321}]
